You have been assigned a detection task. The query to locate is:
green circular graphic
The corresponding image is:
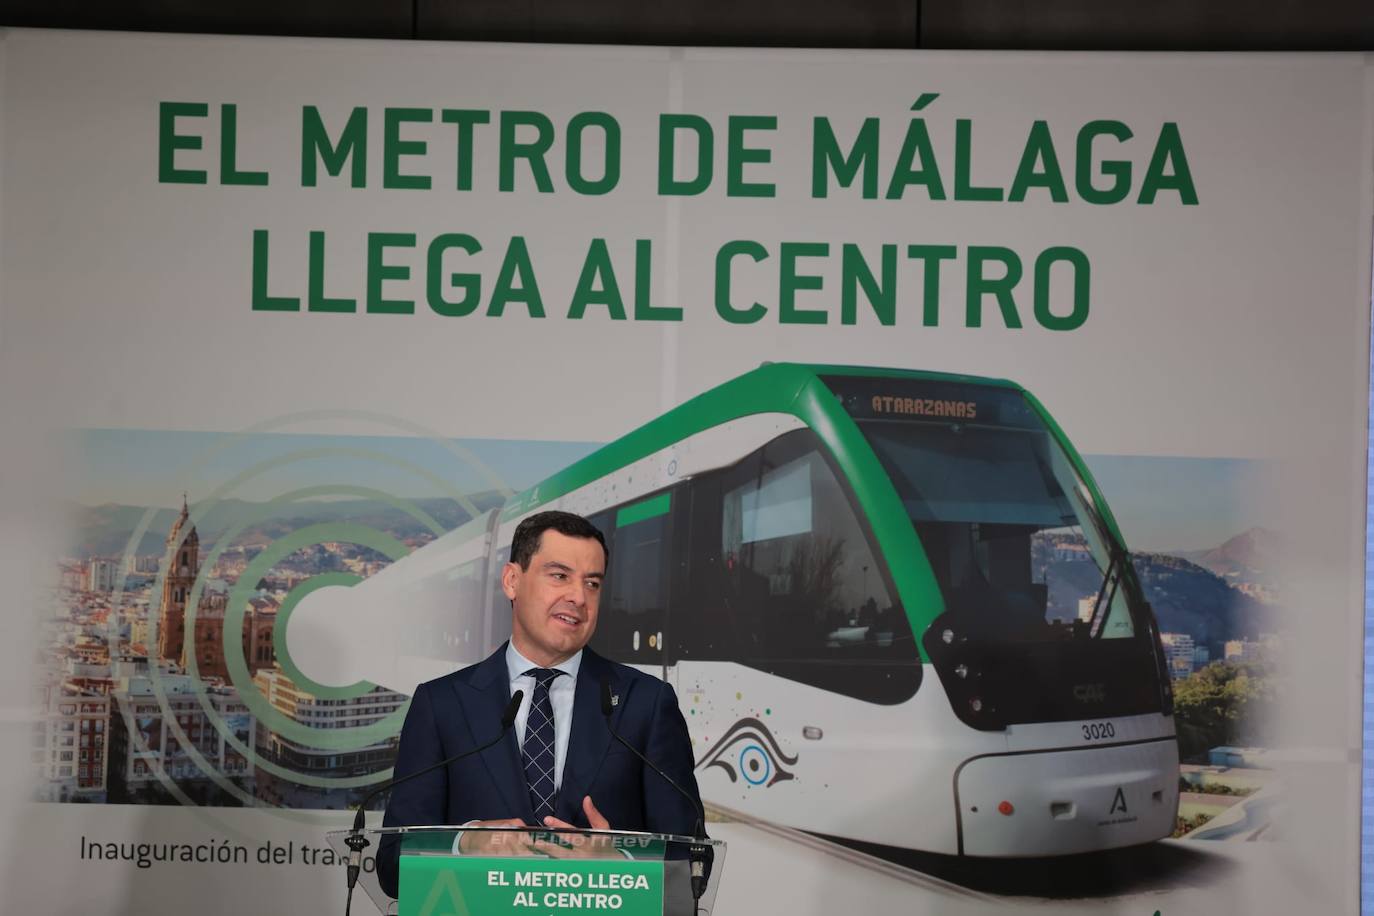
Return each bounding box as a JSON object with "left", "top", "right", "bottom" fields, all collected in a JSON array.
[
  {"left": 271, "top": 572, "right": 367, "bottom": 698},
  {"left": 176, "top": 483, "right": 441, "bottom": 788},
  {"left": 100, "top": 410, "right": 513, "bottom": 816},
  {"left": 222, "top": 522, "right": 412, "bottom": 750}
]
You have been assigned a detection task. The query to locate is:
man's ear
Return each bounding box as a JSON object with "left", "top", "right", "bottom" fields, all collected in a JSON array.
[{"left": 500, "top": 561, "right": 520, "bottom": 601}]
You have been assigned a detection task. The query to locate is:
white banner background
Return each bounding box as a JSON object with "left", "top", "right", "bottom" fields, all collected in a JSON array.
[{"left": 0, "top": 29, "right": 1369, "bottom": 915}]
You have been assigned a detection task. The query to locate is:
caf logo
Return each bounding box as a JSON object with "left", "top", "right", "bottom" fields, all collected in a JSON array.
[{"left": 1073, "top": 683, "right": 1106, "bottom": 703}]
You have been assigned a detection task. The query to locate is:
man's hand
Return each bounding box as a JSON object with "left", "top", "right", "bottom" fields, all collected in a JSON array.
[
  {"left": 545, "top": 795, "right": 608, "bottom": 831},
  {"left": 535, "top": 796, "right": 619, "bottom": 859},
  {"left": 457, "top": 818, "right": 532, "bottom": 855}
]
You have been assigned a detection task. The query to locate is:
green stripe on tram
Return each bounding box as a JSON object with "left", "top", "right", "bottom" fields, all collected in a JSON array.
[{"left": 616, "top": 491, "right": 671, "bottom": 528}]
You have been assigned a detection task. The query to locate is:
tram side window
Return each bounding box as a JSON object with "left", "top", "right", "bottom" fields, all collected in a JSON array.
[
  {"left": 717, "top": 433, "right": 913, "bottom": 668},
  {"left": 589, "top": 498, "right": 670, "bottom": 665}
]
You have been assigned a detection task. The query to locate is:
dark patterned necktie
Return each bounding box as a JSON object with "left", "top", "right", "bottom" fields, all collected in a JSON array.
[{"left": 521, "top": 668, "right": 564, "bottom": 821}]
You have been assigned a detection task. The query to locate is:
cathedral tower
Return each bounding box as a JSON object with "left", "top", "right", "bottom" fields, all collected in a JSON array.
[{"left": 157, "top": 495, "right": 199, "bottom": 666}]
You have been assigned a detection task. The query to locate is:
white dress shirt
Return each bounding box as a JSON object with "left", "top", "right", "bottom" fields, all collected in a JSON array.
[{"left": 506, "top": 641, "right": 582, "bottom": 791}]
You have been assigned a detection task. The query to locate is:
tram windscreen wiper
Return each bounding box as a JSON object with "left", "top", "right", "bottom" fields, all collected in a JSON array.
[{"left": 1085, "top": 550, "right": 1122, "bottom": 638}]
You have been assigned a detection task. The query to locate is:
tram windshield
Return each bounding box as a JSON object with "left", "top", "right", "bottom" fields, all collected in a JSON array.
[
  {"left": 824, "top": 376, "right": 1138, "bottom": 643},
  {"left": 865, "top": 421, "right": 1134, "bottom": 640}
]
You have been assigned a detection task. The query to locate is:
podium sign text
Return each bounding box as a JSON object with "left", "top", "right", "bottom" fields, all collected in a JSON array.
[{"left": 399, "top": 855, "right": 665, "bottom": 916}]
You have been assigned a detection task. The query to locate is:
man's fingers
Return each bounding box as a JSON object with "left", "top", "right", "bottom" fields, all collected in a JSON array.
[
  {"left": 583, "top": 795, "right": 611, "bottom": 830},
  {"left": 542, "top": 816, "right": 576, "bottom": 830}
]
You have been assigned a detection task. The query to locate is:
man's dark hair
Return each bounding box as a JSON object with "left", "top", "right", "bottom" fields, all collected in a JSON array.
[{"left": 510, "top": 510, "right": 609, "bottom": 571}]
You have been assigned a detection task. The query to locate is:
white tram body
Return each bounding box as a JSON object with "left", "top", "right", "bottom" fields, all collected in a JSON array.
[{"left": 301, "top": 366, "right": 1179, "bottom": 858}]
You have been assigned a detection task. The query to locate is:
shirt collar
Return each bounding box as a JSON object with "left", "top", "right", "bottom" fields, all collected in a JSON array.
[{"left": 506, "top": 640, "right": 582, "bottom": 682}]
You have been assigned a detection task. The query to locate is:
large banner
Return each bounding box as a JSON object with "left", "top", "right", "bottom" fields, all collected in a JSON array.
[{"left": 1, "top": 28, "right": 1370, "bottom": 915}]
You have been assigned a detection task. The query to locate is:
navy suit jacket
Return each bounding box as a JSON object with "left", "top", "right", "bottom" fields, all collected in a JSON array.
[{"left": 376, "top": 644, "right": 703, "bottom": 898}]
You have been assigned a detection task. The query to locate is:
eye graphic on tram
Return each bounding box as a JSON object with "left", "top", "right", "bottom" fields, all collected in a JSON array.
[{"left": 696, "top": 718, "right": 798, "bottom": 787}]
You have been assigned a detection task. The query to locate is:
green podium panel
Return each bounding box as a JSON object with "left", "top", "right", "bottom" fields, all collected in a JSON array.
[
  {"left": 399, "top": 853, "right": 664, "bottom": 916},
  {"left": 327, "top": 825, "right": 726, "bottom": 916}
]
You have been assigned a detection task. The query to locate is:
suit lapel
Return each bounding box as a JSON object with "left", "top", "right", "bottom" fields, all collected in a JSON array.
[
  {"left": 555, "top": 649, "right": 621, "bottom": 824},
  {"left": 456, "top": 644, "right": 538, "bottom": 825}
]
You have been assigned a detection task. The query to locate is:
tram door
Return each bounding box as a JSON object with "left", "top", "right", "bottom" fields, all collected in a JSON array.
[{"left": 668, "top": 432, "right": 917, "bottom": 821}]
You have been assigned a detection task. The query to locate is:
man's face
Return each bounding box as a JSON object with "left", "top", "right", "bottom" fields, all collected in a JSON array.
[{"left": 503, "top": 529, "right": 605, "bottom": 667}]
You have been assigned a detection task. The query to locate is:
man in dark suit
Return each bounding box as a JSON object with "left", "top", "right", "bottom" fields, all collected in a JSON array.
[{"left": 377, "top": 510, "right": 703, "bottom": 898}]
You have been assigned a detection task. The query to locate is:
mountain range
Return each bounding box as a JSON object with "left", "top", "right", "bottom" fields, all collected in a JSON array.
[
  {"left": 65, "top": 493, "right": 507, "bottom": 557},
  {"left": 1130, "top": 551, "right": 1275, "bottom": 650},
  {"left": 1173, "top": 526, "right": 1281, "bottom": 591},
  {"left": 1038, "top": 529, "right": 1279, "bottom": 653}
]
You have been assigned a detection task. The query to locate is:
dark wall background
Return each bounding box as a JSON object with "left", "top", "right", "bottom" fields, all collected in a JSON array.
[{"left": 2, "top": 0, "right": 1371, "bottom": 50}]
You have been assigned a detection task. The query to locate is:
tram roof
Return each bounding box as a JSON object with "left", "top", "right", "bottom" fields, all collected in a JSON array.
[{"left": 502, "top": 363, "right": 1023, "bottom": 519}]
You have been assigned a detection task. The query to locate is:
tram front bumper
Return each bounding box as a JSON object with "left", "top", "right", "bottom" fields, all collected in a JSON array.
[{"left": 955, "top": 738, "right": 1179, "bottom": 857}]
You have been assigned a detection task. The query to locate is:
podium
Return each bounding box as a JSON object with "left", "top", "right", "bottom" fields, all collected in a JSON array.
[{"left": 327, "top": 826, "right": 727, "bottom": 916}]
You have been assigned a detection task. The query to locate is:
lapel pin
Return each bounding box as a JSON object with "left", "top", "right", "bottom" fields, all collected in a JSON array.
[{"left": 611, "top": 694, "right": 619, "bottom": 707}]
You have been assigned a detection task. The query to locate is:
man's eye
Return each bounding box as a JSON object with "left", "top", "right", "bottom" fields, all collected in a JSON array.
[
  {"left": 550, "top": 572, "right": 567, "bottom": 581},
  {"left": 586, "top": 580, "right": 601, "bottom": 591}
]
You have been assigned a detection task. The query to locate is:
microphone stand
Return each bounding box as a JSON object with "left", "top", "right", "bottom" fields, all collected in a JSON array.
[
  {"left": 342, "top": 689, "right": 525, "bottom": 915},
  {"left": 599, "top": 678, "right": 711, "bottom": 903}
]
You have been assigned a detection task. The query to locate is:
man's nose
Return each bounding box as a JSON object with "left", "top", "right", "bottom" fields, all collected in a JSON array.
[{"left": 566, "top": 578, "right": 586, "bottom": 607}]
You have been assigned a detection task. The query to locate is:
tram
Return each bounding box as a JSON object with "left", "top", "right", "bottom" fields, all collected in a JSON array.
[{"left": 368, "top": 364, "right": 1179, "bottom": 857}]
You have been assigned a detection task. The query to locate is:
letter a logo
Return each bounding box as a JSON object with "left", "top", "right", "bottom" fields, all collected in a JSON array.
[
  {"left": 1110, "top": 787, "right": 1128, "bottom": 815},
  {"left": 416, "top": 869, "right": 471, "bottom": 916}
]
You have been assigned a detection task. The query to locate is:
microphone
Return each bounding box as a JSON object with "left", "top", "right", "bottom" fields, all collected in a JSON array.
[
  {"left": 599, "top": 677, "right": 711, "bottom": 902},
  {"left": 343, "top": 689, "right": 525, "bottom": 914}
]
